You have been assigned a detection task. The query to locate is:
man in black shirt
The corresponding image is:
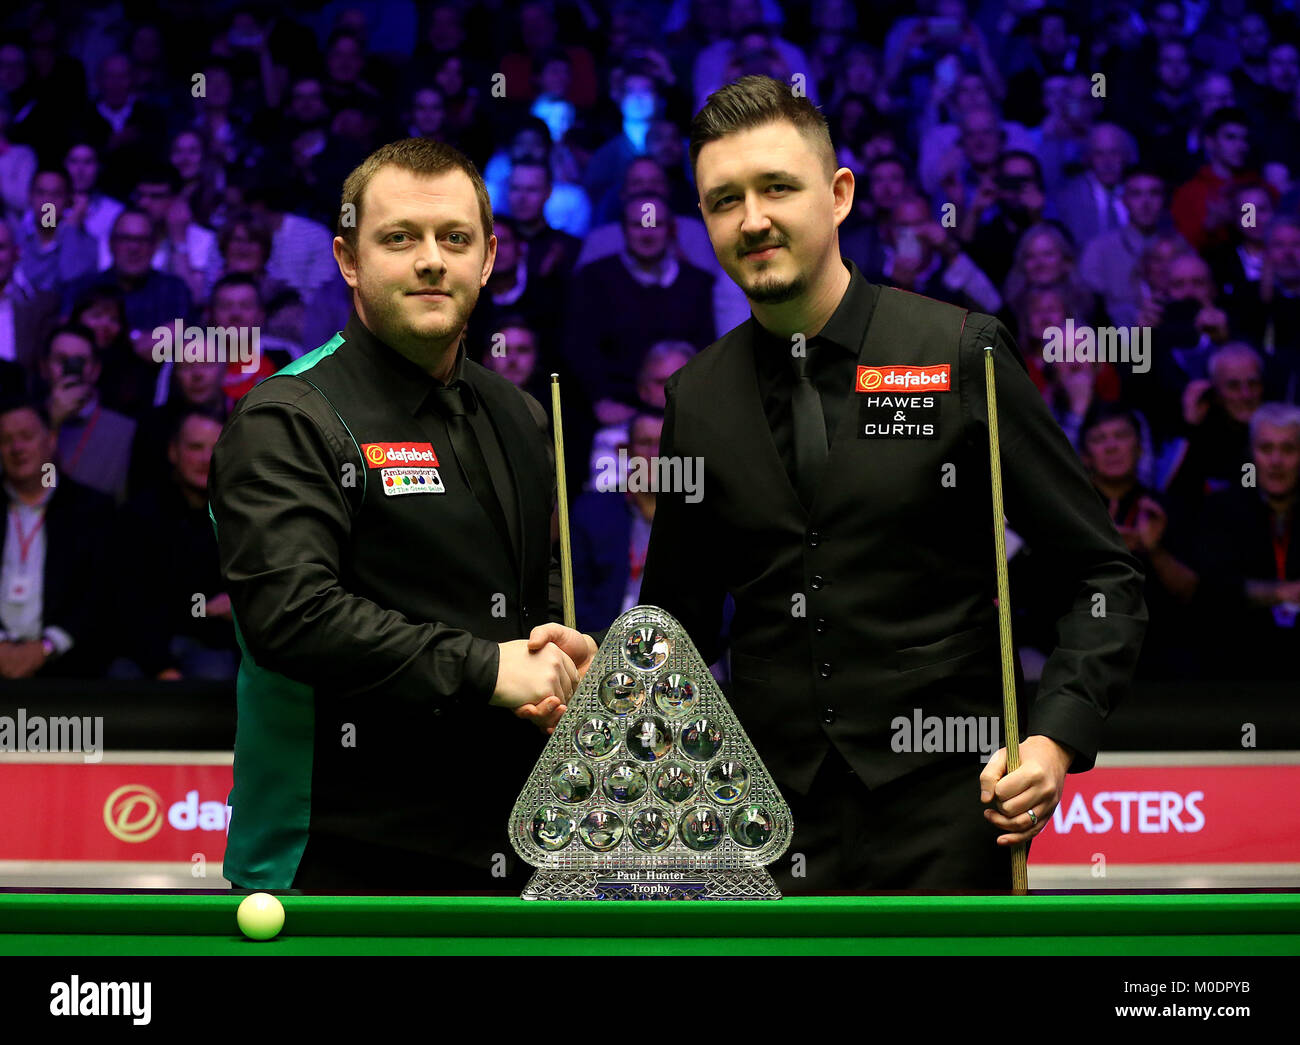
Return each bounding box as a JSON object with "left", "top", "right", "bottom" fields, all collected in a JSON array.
[
  {"left": 641, "top": 75, "right": 1147, "bottom": 892},
  {"left": 209, "top": 138, "right": 592, "bottom": 893}
]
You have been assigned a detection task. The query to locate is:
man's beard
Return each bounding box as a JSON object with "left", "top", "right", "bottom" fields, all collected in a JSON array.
[{"left": 745, "top": 267, "right": 807, "bottom": 304}]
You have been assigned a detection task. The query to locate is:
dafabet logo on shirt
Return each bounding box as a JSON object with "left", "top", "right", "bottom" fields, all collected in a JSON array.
[
  {"left": 856, "top": 365, "right": 951, "bottom": 392},
  {"left": 361, "top": 442, "right": 439, "bottom": 468}
]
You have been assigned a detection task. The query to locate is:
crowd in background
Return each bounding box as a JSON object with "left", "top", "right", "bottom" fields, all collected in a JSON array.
[{"left": 0, "top": 0, "right": 1296, "bottom": 683}]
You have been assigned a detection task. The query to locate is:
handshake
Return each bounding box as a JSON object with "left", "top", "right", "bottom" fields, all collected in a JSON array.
[{"left": 490, "top": 623, "right": 598, "bottom": 735}]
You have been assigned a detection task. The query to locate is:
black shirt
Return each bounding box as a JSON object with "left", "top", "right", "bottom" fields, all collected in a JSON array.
[
  {"left": 752, "top": 257, "right": 880, "bottom": 490},
  {"left": 342, "top": 312, "right": 520, "bottom": 560}
]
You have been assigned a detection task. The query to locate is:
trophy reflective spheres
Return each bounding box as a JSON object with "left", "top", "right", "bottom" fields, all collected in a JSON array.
[{"left": 509, "top": 606, "right": 793, "bottom": 900}]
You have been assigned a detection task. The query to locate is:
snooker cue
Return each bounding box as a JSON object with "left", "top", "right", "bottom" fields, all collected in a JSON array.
[
  {"left": 550, "top": 374, "right": 576, "bottom": 630},
  {"left": 982, "top": 345, "right": 1029, "bottom": 895}
]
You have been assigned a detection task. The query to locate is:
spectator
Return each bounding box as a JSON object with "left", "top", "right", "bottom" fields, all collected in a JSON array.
[
  {"left": 1191, "top": 402, "right": 1300, "bottom": 679},
  {"left": 1079, "top": 401, "right": 1199, "bottom": 680},
  {"left": 1080, "top": 165, "right": 1170, "bottom": 327},
  {"left": 242, "top": 180, "right": 339, "bottom": 303},
  {"left": 0, "top": 216, "right": 57, "bottom": 378},
  {"left": 0, "top": 99, "right": 37, "bottom": 220},
  {"left": 1054, "top": 123, "right": 1136, "bottom": 251},
  {"left": 63, "top": 141, "right": 124, "bottom": 271},
  {"left": 1029, "top": 73, "right": 1098, "bottom": 195},
  {"left": 169, "top": 128, "right": 225, "bottom": 229},
  {"left": 572, "top": 410, "right": 664, "bottom": 631},
  {"left": 41, "top": 323, "right": 136, "bottom": 502},
  {"left": 934, "top": 105, "right": 1004, "bottom": 215},
  {"left": 1229, "top": 215, "right": 1300, "bottom": 378},
  {"left": 587, "top": 339, "right": 695, "bottom": 489},
  {"left": 0, "top": 399, "right": 113, "bottom": 678},
  {"left": 114, "top": 407, "right": 237, "bottom": 680},
  {"left": 918, "top": 71, "right": 1035, "bottom": 200},
  {"left": 1126, "top": 38, "right": 1196, "bottom": 182},
  {"left": 965, "top": 149, "right": 1056, "bottom": 290},
  {"left": 881, "top": 194, "right": 1001, "bottom": 312},
  {"left": 584, "top": 60, "right": 672, "bottom": 207},
  {"left": 132, "top": 165, "right": 222, "bottom": 305},
  {"left": 1170, "top": 106, "right": 1258, "bottom": 252},
  {"left": 15, "top": 168, "right": 97, "bottom": 295},
  {"left": 562, "top": 192, "right": 714, "bottom": 425},
  {"left": 217, "top": 209, "right": 291, "bottom": 304},
  {"left": 69, "top": 285, "right": 154, "bottom": 420},
  {"left": 1166, "top": 342, "right": 1265, "bottom": 509},
  {"left": 62, "top": 207, "right": 193, "bottom": 335},
  {"left": 1003, "top": 221, "right": 1095, "bottom": 328},
  {"left": 506, "top": 158, "right": 583, "bottom": 282},
  {"left": 499, "top": 0, "right": 599, "bottom": 108},
  {"left": 130, "top": 357, "right": 229, "bottom": 497}
]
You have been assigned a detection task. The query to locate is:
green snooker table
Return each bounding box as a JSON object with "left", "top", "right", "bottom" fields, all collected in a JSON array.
[{"left": 1, "top": 892, "right": 1298, "bottom": 956}]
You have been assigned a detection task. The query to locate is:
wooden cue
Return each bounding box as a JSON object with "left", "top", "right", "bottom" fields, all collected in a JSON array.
[
  {"left": 550, "top": 374, "right": 576, "bottom": 630},
  {"left": 982, "top": 346, "right": 1029, "bottom": 895}
]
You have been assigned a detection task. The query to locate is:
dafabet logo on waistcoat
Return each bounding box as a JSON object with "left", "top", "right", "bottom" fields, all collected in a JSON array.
[{"left": 856, "top": 365, "right": 951, "bottom": 392}]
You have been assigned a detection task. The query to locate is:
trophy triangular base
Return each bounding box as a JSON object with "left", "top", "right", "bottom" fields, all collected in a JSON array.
[{"left": 508, "top": 605, "right": 792, "bottom": 901}]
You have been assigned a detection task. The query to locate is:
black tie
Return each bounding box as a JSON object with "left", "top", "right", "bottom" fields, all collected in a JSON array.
[
  {"left": 790, "top": 348, "right": 828, "bottom": 507},
  {"left": 432, "top": 382, "right": 511, "bottom": 546}
]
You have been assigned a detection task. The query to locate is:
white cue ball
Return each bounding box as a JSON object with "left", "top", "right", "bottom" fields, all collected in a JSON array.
[{"left": 236, "top": 892, "right": 285, "bottom": 941}]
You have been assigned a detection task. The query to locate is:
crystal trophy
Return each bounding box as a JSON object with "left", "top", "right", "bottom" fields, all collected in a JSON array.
[{"left": 509, "top": 605, "right": 792, "bottom": 900}]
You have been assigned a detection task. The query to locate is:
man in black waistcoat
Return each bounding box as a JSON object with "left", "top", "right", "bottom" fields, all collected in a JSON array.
[
  {"left": 639, "top": 76, "right": 1148, "bottom": 892},
  {"left": 209, "top": 139, "right": 592, "bottom": 894}
]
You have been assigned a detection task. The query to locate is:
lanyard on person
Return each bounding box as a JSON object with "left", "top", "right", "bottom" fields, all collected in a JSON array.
[
  {"left": 11, "top": 508, "right": 46, "bottom": 566},
  {"left": 66, "top": 405, "right": 102, "bottom": 472}
]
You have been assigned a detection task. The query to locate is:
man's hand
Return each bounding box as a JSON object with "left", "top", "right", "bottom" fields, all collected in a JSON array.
[
  {"left": 979, "top": 734, "right": 1075, "bottom": 845},
  {"left": 527, "top": 623, "right": 597, "bottom": 680},
  {"left": 490, "top": 638, "right": 577, "bottom": 710},
  {"left": 0, "top": 640, "right": 46, "bottom": 679},
  {"left": 509, "top": 624, "right": 599, "bottom": 735},
  {"left": 48, "top": 377, "right": 92, "bottom": 429},
  {"left": 1182, "top": 378, "right": 1213, "bottom": 426},
  {"left": 513, "top": 695, "right": 568, "bottom": 735},
  {"left": 207, "top": 593, "right": 233, "bottom": 619}
]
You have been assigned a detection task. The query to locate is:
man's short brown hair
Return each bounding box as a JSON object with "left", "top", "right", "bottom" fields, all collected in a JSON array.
[
  {"left": 689, "top": 74, "right": 836, "bottom": 182},
  {"left": 337, "top": 137, "right": 494, "bottom": 251}
]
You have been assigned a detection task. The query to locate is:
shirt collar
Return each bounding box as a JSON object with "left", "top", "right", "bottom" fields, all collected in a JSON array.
[
  {"left": 3, "top": 481, "right": 53, "bottom": 509},
  {"left": 618, "top": 249, "right": 679, "bottom": 288},
  {"left": 343, "top": 311, "right": 473, "bottom": 417},
  {"left": 751, "top": 256, "right": 874, "bottom": 363}
]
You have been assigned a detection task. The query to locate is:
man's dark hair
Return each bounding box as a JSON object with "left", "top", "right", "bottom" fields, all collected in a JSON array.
[
  {"left": 31, "top": 167, "right": 71, "bottom": 194},
  {"left": 999, "top": 149, "right": 1045, "bottom": 186},
  {"left": 1121, "top": 163, "right": 1165, "bottom": 186},
  {"left": 689, "top": 74, "right": 836, "bottom": 181},
  {"left": 509, "top": 157, "right": 551, "bottom": 184},
  {"left": 1080, "top": 401, "right": 1142, "bottom": 444},
  {"left": 134, "top": 164, "right": 182, "bottom": 194},
  {"left": 44, "top": 321, "right": 98, "bottom": 359},
  {"left": 1204, "top": 105, "right": 1250, "bottom": 137},
  {"left": 866, "top": 153, "right": 908, "bottom": 178},
  {"left": 168, "top": 403, "right": 228, "bottom": 443},
  {"left": 110, "top": 207, "right": 156, "bottom": 236},
  {"left": 210, "top": 271, "right": 263, "bottom": 301},
  {"left": 70, "top": 284, "right": 126, "bottom": 324},
  {"left": 0, "top": 396, "right": 52, "bottom": 430}
]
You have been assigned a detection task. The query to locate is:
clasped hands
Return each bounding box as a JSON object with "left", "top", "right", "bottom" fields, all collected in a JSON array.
[{"left": 489, "top": 624, "right": 597, "bottom": 734}]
